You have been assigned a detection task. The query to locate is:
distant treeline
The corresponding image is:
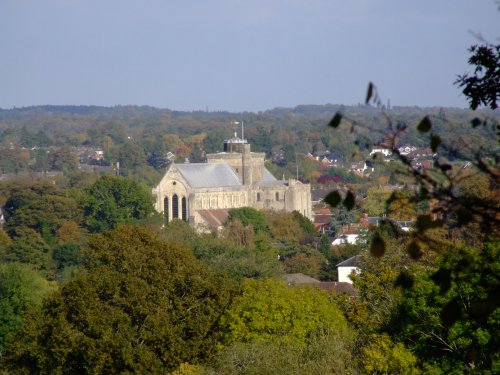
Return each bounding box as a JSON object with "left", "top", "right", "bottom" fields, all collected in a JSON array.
[
  {"left": 0, "top": 104, "right": 497, "bottom": 184},
  {"left": 0, "top": 103, "right": 492, "bottom": 121}
]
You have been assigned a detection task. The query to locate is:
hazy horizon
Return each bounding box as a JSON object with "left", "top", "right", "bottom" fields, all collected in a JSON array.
[
  {"left": 1, "top": 1, "right": 498, "bottom": 112},
  {"left": 0, "top": 102, "right": 481, "bottom": 114}
]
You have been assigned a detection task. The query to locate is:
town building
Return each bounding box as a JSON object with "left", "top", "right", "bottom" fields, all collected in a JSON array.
[
  {"left": 336, "top": 255, "right": 361, "bottom": 284},
  {"left": 152, "top": 134, "right": 312, "bottom": 231},
  {"left": 369, "top": 147, "right": 392, "bottom": 157}
]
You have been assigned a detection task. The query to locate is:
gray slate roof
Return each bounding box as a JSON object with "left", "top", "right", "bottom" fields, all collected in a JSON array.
[
  {"left": 336, "top": 255, "right": 361, "bottom": 268},
  {"left": 254, "top": 169, "right": 282, "bottom": 187},
  {"left": 263, "top": 168, "right": 277, "bottom": 182},
  {"left": 175, "top": 163, "right": 242, "bottom": 188}
]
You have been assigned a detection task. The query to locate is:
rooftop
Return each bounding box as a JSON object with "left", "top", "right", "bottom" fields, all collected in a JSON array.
[
  {"left": 197, "top": 209, "right": 230, "bottom": 227},
  {"left": 336, "top": 255, "right": 361, "bottom": 268},
  {"left": 175, "top": 163, "right": 242, "bottom": 188}
]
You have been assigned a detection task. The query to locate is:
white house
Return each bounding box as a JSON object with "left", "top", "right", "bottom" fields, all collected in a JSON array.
[
  {"left": 369, "top": 148, "right": 392, "bottom": 157},
  {"left": 336, "top": 255, "right": 361, "bottom": 284},
  {"left": 0, "top": 207, "right": 5, "bottom": 227},
  {"left": 398, "top": 145, "right": 417, "bottom": 155},
  {"left": 332, "top": 234, "right": 359, "bottom": 246}
]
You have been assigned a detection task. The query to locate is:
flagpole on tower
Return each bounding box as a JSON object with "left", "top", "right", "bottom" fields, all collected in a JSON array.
[{"left": 233, "top": 120, "right": 244, "bottom": 141}]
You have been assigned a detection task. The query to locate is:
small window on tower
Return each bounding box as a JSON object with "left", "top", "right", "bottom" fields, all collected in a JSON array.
[
  {"left": 257, "top": 193, "right": 261, "bottom": 202},
  {"left": 275, "top": 192, "right": 279, "bottom": 201}
]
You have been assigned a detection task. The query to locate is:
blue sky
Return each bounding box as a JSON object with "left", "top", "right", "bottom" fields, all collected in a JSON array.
[{"left": 0, "top": 0, "right": 498, "bottom": 111}]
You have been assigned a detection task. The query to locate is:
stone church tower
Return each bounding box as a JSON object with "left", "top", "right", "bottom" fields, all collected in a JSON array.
[{"left": 152, "top": 134, "right": 311, "bottom": 231}]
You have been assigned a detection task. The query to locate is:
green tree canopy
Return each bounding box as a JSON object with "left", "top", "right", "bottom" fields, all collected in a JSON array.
[
  {"left": 194, "top": 236, "right": 283, "bottom": 281},
  {"left": 80, "top": 175, "right": 155, "bottom": 233},
  {"left": 160, "top": 220, "right": 282, "bottom": 281},
  {"left": 4, "top": 182, "right": 81, "bottom": 242},
  {"left": 331, "top": 205, "right": 359, "bottom": 236},
  {"left": 50, "top": 147, "right": 79, "bottom": 173},
  {"left": 363, "top": 187, "right": 392, "bottom": 217},
  {"left": 361, "top": 333, "right": 419, "bottom": 375},
  {"left": 0, "top": 263, "right": 56, "bottom": 353},
  {"left": 227, "top": 207, "right": 269, "bottom": 234},
  {"left": 393, "top": 239, "right": 500, "bottom": 373},
  {"left": 1, "top": 225, "right": 236, "bottom": 374},
  {"left": 210, "top": 331, "right": 355, "bottom": 375},
  {"left": 292, "top": 210, "right": 317, "bottom": 237},
  {"left": 220, "top": 278, "right": 348, "bottom": 345},
  {"left": 2, "top": 228, "right": 55, "bottom": 278},
  {"left": 117, "top": 141, "right": 147, "bottom": 170}
]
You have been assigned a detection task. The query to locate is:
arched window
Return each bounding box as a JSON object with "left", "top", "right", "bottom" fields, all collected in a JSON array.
[
  {"left": 275, "top": 192, "right": 279, "bottom": 201},
  {"left": 257, "top": 193, "right": 261, "bottom": 202},
  {"left": 182, "top": 197, "right": 187, "bottom": 221},
  {"left": 164, "top": 196, "right": 169, "bottom": 223},
  {"left": 172, "top": 194, "right": 179, "bottom": 219}
]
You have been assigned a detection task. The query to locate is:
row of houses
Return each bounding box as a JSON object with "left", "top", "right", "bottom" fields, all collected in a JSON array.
[{"left": 306, "top": 145, "right": 435, "bottom": 178}]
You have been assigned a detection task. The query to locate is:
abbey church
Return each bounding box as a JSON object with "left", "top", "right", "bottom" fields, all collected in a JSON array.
[{"left": 153, "top": 134, "right": 312, "bottom": 231}]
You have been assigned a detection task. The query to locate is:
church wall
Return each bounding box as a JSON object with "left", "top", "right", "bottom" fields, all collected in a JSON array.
[
  {"left": 154, "top": 181, "right": 190, "bottom": 221},
  {"left": 248, "top": 186, "right": 287, "bottom": 211},
  {"left": 191, "top": 187, "right": 248, "bottom": 211},
  {"left": 248, "top": 153, "right": 265, "bottom": 184},
  {"left": 247, "top": 181, "right": 311, "bottom": 220},
  {"left": 152, "top": 166, "right": 192, "bottom": 222},
  {"left": 284, "top": 180, "right": 312, "bottom": 219}
]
